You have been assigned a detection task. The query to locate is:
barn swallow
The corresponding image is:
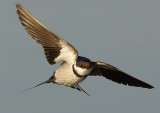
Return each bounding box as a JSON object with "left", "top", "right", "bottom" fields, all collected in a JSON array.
[{"left": 16, "top": 3, "right": 154, "bottom": 96}]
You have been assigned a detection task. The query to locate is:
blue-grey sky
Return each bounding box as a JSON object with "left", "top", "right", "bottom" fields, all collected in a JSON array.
[{"left": 0, "top": 0, "right": 160, "bottom": 113}]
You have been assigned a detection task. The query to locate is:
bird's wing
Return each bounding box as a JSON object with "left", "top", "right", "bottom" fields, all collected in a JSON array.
[
  {"left": 90, "top": 61, "right": 154, "bottom": 89},
  {"left": 16, "top": 3, "right": 78, "bottom": 65}
]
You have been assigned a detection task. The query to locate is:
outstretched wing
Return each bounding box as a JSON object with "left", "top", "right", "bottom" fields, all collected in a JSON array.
[
  {"left": 16, "top": 3, "right": 78, "bottom": 65},
  {"left": 90, "top": 61, "right": 154, "bottom": 89}
]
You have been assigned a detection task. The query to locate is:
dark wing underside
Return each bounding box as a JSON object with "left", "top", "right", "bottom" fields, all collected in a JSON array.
[
  {"left": 16, "top": 3, "right": 78, "bottom": 65},
  {"left": 90, "top": 62, "right": 154, "bottom": 89}
]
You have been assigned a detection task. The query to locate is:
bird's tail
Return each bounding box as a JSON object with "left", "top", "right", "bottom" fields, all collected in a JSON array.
[{"left": 20, "top": 79, "right": 52, "bottom": 93}]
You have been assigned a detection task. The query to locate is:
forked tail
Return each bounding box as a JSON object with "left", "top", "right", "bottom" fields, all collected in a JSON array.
[
  {"left": 71, "top": 84, "right": 90, "bottom": 96},
  {"left": 20, "top": 79, "right": 52, "bottom": 93}
]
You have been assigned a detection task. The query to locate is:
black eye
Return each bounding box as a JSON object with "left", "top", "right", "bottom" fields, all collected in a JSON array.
[
  {"left": 77, "top": 63, "right": 83, "bottom": 68},
  {"left": 80, "top": 63, "right": 83, "bottom": 67},
  {"left": 78, "top": 63, "right": 82, "bottom": 67}
]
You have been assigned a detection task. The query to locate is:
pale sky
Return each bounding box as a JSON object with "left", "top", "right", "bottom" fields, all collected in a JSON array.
[{"left": 0, "top": 0, "right": 160, "bottom": 113}]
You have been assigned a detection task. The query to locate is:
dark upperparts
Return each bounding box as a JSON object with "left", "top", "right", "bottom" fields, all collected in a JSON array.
[{"left": 77, "top": 56, "right": 91, "bottom": 62}]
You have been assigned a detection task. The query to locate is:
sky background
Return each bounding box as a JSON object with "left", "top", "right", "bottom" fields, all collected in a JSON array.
[{"left": 0, "top": 0, "right": 160, "bottom": 113}]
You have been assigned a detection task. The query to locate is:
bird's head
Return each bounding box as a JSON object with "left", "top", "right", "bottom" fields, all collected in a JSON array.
[{"left": 73, "top": 56, "right": 94, "bottom": 77}]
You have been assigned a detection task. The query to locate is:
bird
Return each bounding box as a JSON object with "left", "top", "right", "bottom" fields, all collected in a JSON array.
[{"left": 16, "top": 3, "right": 154, "bottom": 96}]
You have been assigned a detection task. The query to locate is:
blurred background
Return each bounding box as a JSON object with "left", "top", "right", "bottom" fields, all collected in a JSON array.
[{"left": 0, "top": 0, "right": 159, "bottom": 113}]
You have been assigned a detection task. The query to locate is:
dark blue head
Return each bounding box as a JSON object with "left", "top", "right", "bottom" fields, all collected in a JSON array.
[
  {"left": 76, "top": 56, "right": 92, "bottom": 69},
  {"left": 73, "top": 56, "right": 94, "bottom": 77}
]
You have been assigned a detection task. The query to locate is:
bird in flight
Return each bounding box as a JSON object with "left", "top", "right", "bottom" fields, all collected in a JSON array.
[{"left": 16, "top": 3, "right": 154, "bottom": 96}]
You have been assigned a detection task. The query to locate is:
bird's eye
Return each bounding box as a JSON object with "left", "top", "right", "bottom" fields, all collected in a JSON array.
[
  {"left": 80, "top": 63, "right": 83, "bottom": 67},
  {"left": 76, "top": 62, "right": 83, "bottom": 68},
  {"left": 76, "top": 62, "right": 91, "bottom": 68}
]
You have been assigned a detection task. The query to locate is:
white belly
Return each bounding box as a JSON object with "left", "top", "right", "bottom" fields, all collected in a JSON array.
[{"left": 54, "top": 63, "right": 86, "bottom": 86}]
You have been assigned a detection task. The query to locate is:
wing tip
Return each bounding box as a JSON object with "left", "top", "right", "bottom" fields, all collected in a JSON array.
[
  {"left": 16, "top": 3, "right": 21, "bottom": 8},
  {"left": 131, "top": 82, "right": 154, "bottom": 89},
  {"left": 146, "top": 85, "right": 154, "bottom": 89},
  {"left": 138, "top": 80, "right": 154, "bottom": 89}
]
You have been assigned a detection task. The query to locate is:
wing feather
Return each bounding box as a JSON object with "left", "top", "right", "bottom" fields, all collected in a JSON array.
[
  {"left": 16, "top": 3, "right": 78, "bottom": 65},
  {"left": 91, "top": 62, "right": 154, "bottom": 89}
]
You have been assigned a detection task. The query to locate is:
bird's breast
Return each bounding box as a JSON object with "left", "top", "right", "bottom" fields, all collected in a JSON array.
[{"left": 54, "top": 63, "right": 86, "bottom": 86}]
